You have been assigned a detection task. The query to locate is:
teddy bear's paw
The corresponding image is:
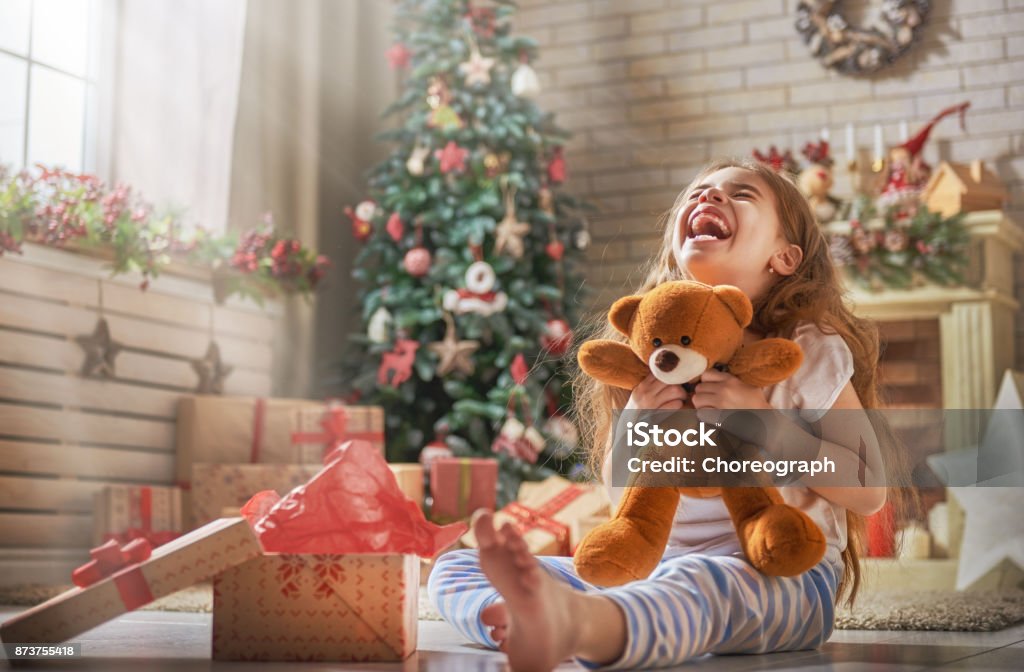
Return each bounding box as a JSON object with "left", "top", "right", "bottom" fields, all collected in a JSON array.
[
  {"left": 573, "top": 518, "right": 665, "bottom": 587},
  {"left": 739, "top": 504, "right": 827, "bottom": 577}
]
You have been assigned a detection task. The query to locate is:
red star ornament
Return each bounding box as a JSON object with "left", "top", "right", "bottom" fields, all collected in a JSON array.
[
  {"left": 386, "top": 43, "right": 411, "bottom": 69},
  {"left": 435, "top": 141, "right": 469, "bottom": 174}
]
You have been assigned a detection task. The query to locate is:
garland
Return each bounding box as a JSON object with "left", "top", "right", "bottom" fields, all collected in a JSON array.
[
  {"left": 0, "top": 165, "right": 328, "bottom": 303},
  {"left": 828, "top": 198, "right": 968, "bottom": 290},
  {"left": 795, "top": 0, "right": 929, "bottom": 75}
]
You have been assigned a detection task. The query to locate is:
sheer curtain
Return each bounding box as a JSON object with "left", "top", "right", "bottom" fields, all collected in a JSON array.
[{"left": 109, "top": 0, "right": 246, "bottom": 231}]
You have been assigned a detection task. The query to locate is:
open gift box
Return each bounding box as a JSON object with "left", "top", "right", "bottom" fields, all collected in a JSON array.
[{"left": 1, "top": 441, "right": 465, "bottom": 663}]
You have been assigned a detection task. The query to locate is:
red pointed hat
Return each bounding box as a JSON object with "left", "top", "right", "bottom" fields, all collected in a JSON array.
[{"left": 899, "top": 102, "right": 970, "bottom": 158}]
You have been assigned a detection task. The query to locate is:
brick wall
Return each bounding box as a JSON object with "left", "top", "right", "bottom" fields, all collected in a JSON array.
[{"left": 517, "top": 0, "right": 1024, "bottom": 371}]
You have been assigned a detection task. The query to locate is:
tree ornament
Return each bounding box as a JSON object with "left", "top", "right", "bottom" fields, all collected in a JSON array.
[
  {"left": 386, "top": 212, "right": 405, "bottom": 241},
  {"left": 511, "top": 54, "right": 541, "bottom": 98},
  {"left": 344, "top": 200, "right": 377, "bottom": 241},
  {"left": 547, "top": 147, "right": 566, "bottom": 184},
  {"left": 419, "top": 436, "right": 453, "bottom": 472},
  {"left": 510, "top": 352, "right": 529, "bottom": 385},
  {"left": 491, "top": 415, "right": 545, "bottom": 464},
  {"left": 464, "top": 5, "right": 497, "bottom": 38},
  {"left": 435, "top": 141, "right": 469, "bottom": 174},
  {"left": 483, "top": 152, "right": 501, "bottom": 176},
  {"left": 426, "top": 77, "right": 463, "bottom": 131},
  {"left": 494, "top": 182, "right": 530, "bottom": 258},
  {"left": 386, "top": 42, "right": 411, "bottom": 70},
  {"left": 367, "top": 306, "right": 393, "bottom": 344},
  {"left": 458, "top": 32, "right": 495, "bottom": 87},
  {"left": 545, "top": 239, "right": 565, "bottom": 261},
  {"left": 797, "top": 140, "right": 841, "bottom": 223},
  {"left": 540, "top": 317, "right": 573, "bottom": 357},
  {"left": 406, "top": 144, "right": 430, "bottom": 176},
  {"left": 574, "top": 219, "right": 592, "bottom": 250},
  {"left": 538, "top": 186, "right": 555, "bottom": 215},
  {"left": 428, "top": 312, "right": 479, "bottom": 377},
  {"left": 75, "top": 318, "right": 122, "bottom": 378},
  {"left": 403, "top": 247, "right": 432, "bottom": 277},
  {"left": 192, "top": 341, "right": 233, "bottom": 394},
  {"left": 377, "top": 338, "right": 419, "bottom": 388},
  {"left": 443, "top": 260, "right": 508, "bottom": 316},
  {"left": 543, "top": 412, "right": 579, "bottom": 456},
  {"left": 795, "top": 0, "right": 929, "bottom": 76}
]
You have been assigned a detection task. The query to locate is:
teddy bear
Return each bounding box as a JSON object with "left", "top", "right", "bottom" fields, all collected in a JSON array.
[{"left": 574, "top": 280, "right": 827, "bottom": 587}]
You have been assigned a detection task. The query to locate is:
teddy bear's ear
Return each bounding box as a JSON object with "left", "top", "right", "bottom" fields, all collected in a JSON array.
[
  {"left": 712, "top": 285, "right": 753, "bottom": 328},
  {"left": 608, "top": 295, "right": 643, "bottom": 336}
]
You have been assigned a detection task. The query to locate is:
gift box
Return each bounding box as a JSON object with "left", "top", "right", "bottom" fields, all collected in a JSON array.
[
  {"left": 462, "top": 476, "right": 610, "bottom": 555},
  {"left": 190, "top": 463, "right": 321, "bottom": 527},
  {"left": 291, "top": 403, "right": 385, "bottom": 464},
  {"left": 92, "top": 485, "right": 183, "bottom": 547},
  {"left": 176, "top": 395, "right": 323, "bottom": 483},
  {"left": 389, "top": 464, "right": 424, "bottom": 506},
  {"left": 429, "top": 457, "right": 498, "bottom": 522},
  {"left": 213, "top": 553, "right": 418, "bottom": 661},
  {"left": 212, "top": 440, "right": 466, "bottom": 662},
  {"left": 0, "top": 518, "right": 261, "bottom": 645}
]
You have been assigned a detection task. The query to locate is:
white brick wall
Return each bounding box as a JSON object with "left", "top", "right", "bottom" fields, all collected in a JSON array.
[{"left": 518, "top": 0, "right": 1024, "bottom": 366}]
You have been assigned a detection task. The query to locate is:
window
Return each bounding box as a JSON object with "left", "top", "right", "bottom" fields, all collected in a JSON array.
[{"left": 0, "top": 0, "right": 105, "bottom": 174}]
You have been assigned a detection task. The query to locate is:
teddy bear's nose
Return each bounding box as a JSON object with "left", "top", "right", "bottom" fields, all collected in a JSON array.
[{"left": 655, "top": 350, "right": 679, "bottom": 372}]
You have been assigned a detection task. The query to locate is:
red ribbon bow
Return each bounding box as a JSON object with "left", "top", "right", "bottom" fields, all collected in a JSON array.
[
  {"left": 291, "top": 405, "right": 384, "bottom": 463},
  {"left": 71, "top": 538, "right": 156, "bottom": 611}
]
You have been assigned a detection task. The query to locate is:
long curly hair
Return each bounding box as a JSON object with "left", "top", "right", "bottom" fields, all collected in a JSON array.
[{"left": 569, "top": 158, "right": 912, "bottom": 606}]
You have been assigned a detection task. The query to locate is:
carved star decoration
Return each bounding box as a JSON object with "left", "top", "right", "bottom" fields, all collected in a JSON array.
[
  {"left": 458, "top": 48, "right": 495, "bottom": 86},
  {"left": 435, "top": 141, "right": 469, "bottom": 174},
  {"left": 75, "top": 318, "right": 122, "bottom": 378},
  {"left": 428, "top": 313, "right": 479, "bottom": 377},
  {"left": 192, "top": 341, "right": 233, "bottom": 394},
  {"left": 494, "top": 186, "right": 531, "bottom": 258}
]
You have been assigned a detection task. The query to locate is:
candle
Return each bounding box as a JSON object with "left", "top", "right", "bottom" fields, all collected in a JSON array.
[
  {"left": 821, "top": 127, "right": 830, "bottom": 142},
  {"left": 899, "top": 120, "right": 909, "bottom": 142},
  {"left": 873, "top": 124, "right": 884, "bottom": 163},
  {"left": 845, "top": 123, "right": 855, "bottom": 163}
]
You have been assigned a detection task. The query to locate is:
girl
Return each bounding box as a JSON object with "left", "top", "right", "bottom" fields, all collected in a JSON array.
[{"left": 429, "top": 158, "right": 906, "bottom": 672}]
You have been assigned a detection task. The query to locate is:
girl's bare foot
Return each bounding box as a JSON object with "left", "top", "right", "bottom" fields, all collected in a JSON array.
[
  {"left": 473, "top": 510, "right": 583, "bottom": 671},
  {"left": 481, "top": 601, "right": 508, "bottom": 649}
]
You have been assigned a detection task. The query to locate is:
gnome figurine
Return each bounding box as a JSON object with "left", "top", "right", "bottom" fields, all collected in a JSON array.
[{"left": 877, "top": 102, "right": 970, "bottom": 210}]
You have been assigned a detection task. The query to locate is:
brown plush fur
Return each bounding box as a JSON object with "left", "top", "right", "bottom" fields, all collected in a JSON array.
[{"left": 574, "top": 281, "right": 827, "bottom": 586}]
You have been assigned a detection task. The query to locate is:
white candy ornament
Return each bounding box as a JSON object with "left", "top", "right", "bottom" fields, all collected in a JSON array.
[
  {"left": 511, "top": 62, "right": 541, "bottom": 98},
  {"left": 367, "top": 306, "right": 393, "bottom": 343},
  {"left": 406, "top": 144, "right": 430, "bottom": 176},
  {"left": 442, "top": 261, "right": 508, "bottom": 316}
]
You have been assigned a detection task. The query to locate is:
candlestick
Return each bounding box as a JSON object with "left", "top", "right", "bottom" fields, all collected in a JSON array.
[
  {"left": 899, "top": 120, "right": 909, "bottom": 142},
  {"left": 845, "top": 123, "right": 855, "bottom": 163},
  {"left": 821, "top": 127, "right": 830, "bottom": 142},
  {"left": 873, "top": 124, "right": 884, "bottom": 163}
]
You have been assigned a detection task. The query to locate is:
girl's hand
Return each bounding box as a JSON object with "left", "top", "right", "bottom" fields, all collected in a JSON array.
[
  {"left": 625, "top": 373, "right": 689, "bottom": 411},
  {"left": 691, "top": 369, "right": 770, "bottom": 412}
]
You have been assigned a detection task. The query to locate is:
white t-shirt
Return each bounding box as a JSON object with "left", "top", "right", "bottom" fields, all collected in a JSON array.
[{"left": 604, "top": 322, "right": 855, "bottom": 572}]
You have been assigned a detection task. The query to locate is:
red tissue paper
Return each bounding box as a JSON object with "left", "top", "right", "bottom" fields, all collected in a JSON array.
[{"left": 241, "top": 439, "right": 466, "bottom": 557}]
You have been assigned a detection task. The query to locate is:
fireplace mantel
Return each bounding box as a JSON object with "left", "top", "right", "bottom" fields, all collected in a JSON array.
[{"left": 835, "top": 210, "right": 1022, "bottom": 415}]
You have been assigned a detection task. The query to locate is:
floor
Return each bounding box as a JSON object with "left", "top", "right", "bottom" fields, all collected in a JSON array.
[{"left": 2, "top": 608, "right": 1023, "bottom": 671}]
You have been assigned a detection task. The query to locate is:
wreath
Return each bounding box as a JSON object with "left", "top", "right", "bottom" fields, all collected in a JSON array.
[{"left": 795, "top": 0, "right": 929, "bottom": 75}]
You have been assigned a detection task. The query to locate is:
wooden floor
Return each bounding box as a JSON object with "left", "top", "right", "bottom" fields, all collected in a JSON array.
[{"left": 2, "top": 607, "right": 1023, "bottom": 671}]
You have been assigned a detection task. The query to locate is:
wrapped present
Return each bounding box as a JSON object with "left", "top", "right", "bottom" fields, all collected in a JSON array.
[
  {"left": 0, "top": 518, "right": 261, "bottom": 645},
  {"left": 214, "top": 554, "right": 418, "bottom": 662},
  {"left": 389, "top": 464, "right": 424, "bottom": 506},
  {"left": 429, "top": 457, "right": 498, "bottom": 523},
  {"left": 213, "top": 440, "right": 466, "bottom": 662},
  {"left": 92, "top": 485, "right": 183, "bottom": 547},
  {"left": 175, "top": 395, "right": 322, "bottom": 487},
  {"left": 462, "top": 476, "right": 609, "bottom": 556},
  {"left": 291, "top": 403, "right": 385, "bottom": 464},
  {"left": 190, "top": 463, "right": 320, "bottom": 527}
]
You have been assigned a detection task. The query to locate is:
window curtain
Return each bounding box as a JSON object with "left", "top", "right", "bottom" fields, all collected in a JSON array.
[{"left": 108, "top": 0, "right": 246, "bottom": 231}]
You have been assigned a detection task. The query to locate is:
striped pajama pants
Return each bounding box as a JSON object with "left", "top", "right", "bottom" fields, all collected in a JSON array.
[{"left": 428, "top": 548, "right": 839, "bottom": 670}]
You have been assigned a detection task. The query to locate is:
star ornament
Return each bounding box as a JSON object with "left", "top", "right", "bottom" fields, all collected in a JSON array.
[
  {"left": 75, "top": 318, "right": 122, "bottom": 378},
  {"left": 458, "top": 49, "right": 495, "bottom": 87},
  {"left": 435, "top": 141, "right": 469, "bottom": 174},
  {"left": 192, "top": 341, "right": 233, "bottom": 394},
  {"left": 494, "top": 210, "right": 531, "bottom": 258},
  {"left": 428, "top": 314, "right": 479, "bottom": 377}
]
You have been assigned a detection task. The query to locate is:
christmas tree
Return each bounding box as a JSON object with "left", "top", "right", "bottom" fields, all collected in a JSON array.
[{"left": 341, "top": 0, "right": 593, "bottom": 504}]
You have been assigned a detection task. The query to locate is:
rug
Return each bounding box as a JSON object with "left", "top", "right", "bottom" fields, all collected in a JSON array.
[
  {"left": 4, "top": 585, "right": 1022, "bottom": 631},
  {"left": 835, "top": 589, "right": 1024, "bottom": 631}
]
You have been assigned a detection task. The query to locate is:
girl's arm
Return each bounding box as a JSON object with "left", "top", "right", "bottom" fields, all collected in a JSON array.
[{"left": 693, "top": 372, "right": 887, "bottom": 516}]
